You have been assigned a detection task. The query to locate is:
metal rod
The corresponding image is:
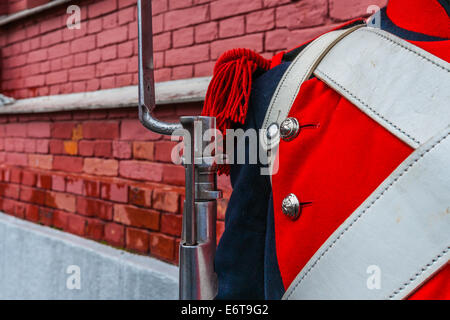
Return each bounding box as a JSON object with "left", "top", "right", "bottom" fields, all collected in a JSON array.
[{"left": 137, "top": 0, "right": 182, "bottom": 135}]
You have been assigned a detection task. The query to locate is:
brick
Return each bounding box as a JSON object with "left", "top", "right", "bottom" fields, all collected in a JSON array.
[
  {"left": 150, "top": 233, "right": 175, "bottom": 261},
  {"left": 83, "top": 121, "right": 119, "bottom": 139},
  {"left": 28, "top": 154, "right": 53, "bottom": 170},
  {"left": 24, "top": 139, "right": 36, "bottom": 153},
  {"left": 5, "top": 138, "right": 25, "bottom": 152},
  {"left": 104, "top": 223, "right": 125, "bottom": 247},
  {"left": 67, "top": 213, "right": 86, "bottom": 236},
  {"left": 88, "top": 0, "right": 118, "bottom": 18},
  {"left": 6, "top": 123, "right": 27, "bottom": 137},
  {"left": 45, "top": 191, "right": 76, "bottom": 212},
  {"left": 15, "top": 202, "right": 26, "bottom": 219},
  {"left": 103, "top": 12, "right": 118, "bottom": 29},
  {"left": 152, "top": 189, "right": 179, "bottom": 213},
  {"left": 173, "top": 28, "right": 194, "bottom": 48},
  {"left": 329, "top": 0, "right": 387, "bottom": 21},
  {"left": 24, "top": 204, "right": 40, "bottom": 223},
  {"left": 161, "top": 213, "right": 182, "bottom": 237},
  {"left": 64, "top": 141, "right": 78, "bottom": 155},
  {"left": 51, "top": 122, "right": 75, "bottom": 139},
  {"left": 129, "top": 187, "right": 152, "bottom": 208},
  {"left": 37, "top": 174, "right": 52, "bottom": 190},
  {"left": 164, "top": 5, "right": 208, "bottom": 31},
  {"left": 98, "top": 26, "right": 128, "bottom": 47},
  {"left": 119, "top": 161, "right": 163, "bottom": 182},
  {"left": 10, "top": 168, "right": 21, "bottom": 183},
  {"left": 52, "top": 175, "right": 65, "bottom": 191},
  {"left": 85, "top": 218, "right": 105, "bottom": 240},
  {"left": 162, "top": 164, "right": 185, "bottom": 186},
  {"left": 6, "top": 153, "right": 28, "bottom": 166},
  {"left": 47, "top": 42, "right": 70, "bottom": 60},
  {"left": 20, "top": 186, "right": 46, "bottom": 205},
  {"left": 78, "top": 140, "right": 95, "bottom": 156},
  {"left": 153, "top": 32, "right": 171, "bottom": 52},
  {"left": 219, "top": 16, "right": 245, "bottom": 38},
  {"left": 77, "top": 197, "right": 111, "bottom": 220},
  {"left": 195, "top": 22, "right": 218, "bottom": 43},
  {"left": 211, "top": 34, "right": 263, "bottom": 59},
  {"left": 46, "top": 70, "right": 68, "bottom": 85},
  {"left": 154, "top": 141, "right": 178, "bottom": 163},
  {"left": 66, "top": 177, "right": 84, "bottom": 195},
  {"left": 96, "top": 59, "right": 129, "bottom": 77},
  {"left": 21, "top": 171, "right": 37, "bottom": 186},
  {"left": 27, "top": 49, "right": 48, "bottom": 63},
  {"left": 94, "top": 141, "right": 112, "bottom": 157},
  {"left": 118, "top": 41, "right": 134, "bottom": 58},
  {"left": 275, "top": 0, "right": 327, "bottom": 30},
  {"left": 119, "top": 6, "right": 135, "bottom": 25},
  {"left": 39, "top": 207, "right": 54, "bottom": 226},
  {"left": 53, "top": 156, "right": 83, "bottom": 173},
  {"left": 50, "top": 140, "right": 64, "bottom": 154},
  {"left": 120, "top": 119, "right": 162, "bottom": 141},
  {"left": 52, "top": 210, "right": 69, "bottom": 229},
  {"left": 41, "top": 30, "right": 62, "bottom": 47},
  {"left": 101, "top": 182, "right": 128, "bottom": 203},
  {"left": 69, "top": 65, "right": 96, "bottom": 81},
  {"left": 40, "top": 15, "right": 62, "bottom": 33},
  {"left": 2, "top": 199, "right": 17, "bottom": 215},
  {"left": 172, "top": 65, "right": 193, "bottom": 79},
  {"left": 0, "top": 183, "right": 20, "bottom": 199},
  {"left": 114, "top": 204, "right": 160, "bottom": 230},
  {"left": 83, "top": 158, "right": 118, "bottom": 176},
  {"left": 165, "top": 44, "right": 209, "bottom": 66},
  {"left": 83, "top": 179, "right": 101, "bottom": 198},
  {"left": 211, "top": 0, "right": 262, "bottom": 19},
  {"left": 36, "top": 139, "right": 49, "bottom": 153},
  {"left": 132, "top": 141, "right": 154, "bottom": 160},
  {"left": 246, "top": 8, "right": 275, "bottom": 33},
  {"left": 126, "top": 227, "right": 150, "bottom": 253},
  {"left": 101, "top": 45, "right": 117, "bottom": 61}
]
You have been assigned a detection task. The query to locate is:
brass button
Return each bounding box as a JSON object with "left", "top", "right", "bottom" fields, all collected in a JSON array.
[
  {"left": 280, "top": 117, "right": 300, "bottom": 142},
  {"left": 282, "top": 193, "right": 301, "bottom": 220}
]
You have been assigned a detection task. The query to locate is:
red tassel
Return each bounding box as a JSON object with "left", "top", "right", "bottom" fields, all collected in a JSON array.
[{"left": 202, "top": 48, "right": 271, "bottom": 175}]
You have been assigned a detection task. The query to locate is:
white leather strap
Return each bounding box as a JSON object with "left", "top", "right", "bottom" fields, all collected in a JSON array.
[
  {"left": 284, "top": 126, "right": 450, "bottom": 300},
  {"left": 315, "top": 27, "right": 450, "bottom": 149},
  {"left": 261, "top": 25, "right": 363, "bottom": 136}
]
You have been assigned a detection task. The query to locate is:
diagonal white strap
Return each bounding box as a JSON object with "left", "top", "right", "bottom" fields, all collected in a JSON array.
[
  {"left": 284, "top": 126, "right": 450, "bottom": 300},
  {"left": 315, "top": 27, "right": 450, "bottom": 149}
]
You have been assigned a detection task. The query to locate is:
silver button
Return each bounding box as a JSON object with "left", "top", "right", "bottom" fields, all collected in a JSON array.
[
  {"left": 280, "top": 117, "right": 300, "bottom": 141},
  {"left": 282, "top": 193, "right": 301, "bottom": 220},
  {"left": 266, "top": 123, "right": 279, "bottom": 140}
]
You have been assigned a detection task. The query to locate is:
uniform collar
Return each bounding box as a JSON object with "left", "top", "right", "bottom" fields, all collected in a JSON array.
[{"left": 386, "top": 0, "right": 450, "bottom": 39}]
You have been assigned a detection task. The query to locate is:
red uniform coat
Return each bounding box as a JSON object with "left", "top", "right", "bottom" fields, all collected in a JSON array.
[{"left": 271, "top": 0, "right": 450, "bottom": 299}]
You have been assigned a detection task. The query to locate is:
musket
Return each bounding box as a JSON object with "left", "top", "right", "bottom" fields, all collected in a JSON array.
[{"left": 137, "top": 0, "right": 220, "bottom": 300}]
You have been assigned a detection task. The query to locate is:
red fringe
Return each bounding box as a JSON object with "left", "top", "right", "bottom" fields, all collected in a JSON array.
[{"left": 202, "top": 48, "right": 271, "bottom": 175}]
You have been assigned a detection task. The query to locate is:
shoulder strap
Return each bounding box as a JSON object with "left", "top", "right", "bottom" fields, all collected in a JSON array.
[
  {"left": 265, "top": 26, "right": 450, "bottom": 299},
  {"left": 284, "top": 126, "right": 450, "bottom": 300},
  {"left": 314, "top": 27, "right": 450, "bottom": 149},
  {"left": 261, "top": 25, "right": 363, "bottom": 135}
]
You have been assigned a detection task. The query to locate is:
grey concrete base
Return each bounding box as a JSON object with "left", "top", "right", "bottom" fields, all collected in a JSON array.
[{"left": 0, "top": 212, "right": 179, "bottom": 300}]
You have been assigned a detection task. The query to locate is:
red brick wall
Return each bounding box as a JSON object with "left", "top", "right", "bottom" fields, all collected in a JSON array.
[
  {"left": 0, "top": 0, "right": 386, "bottom": 264},
  {"left": 0, "top": 105, "right": 230, "bottom": 264},
  {"left": 0, "top": 0, "right": 387, "bottom": 99}
]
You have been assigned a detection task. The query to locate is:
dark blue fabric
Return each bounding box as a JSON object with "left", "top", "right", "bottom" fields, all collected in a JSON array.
[
  {"left": 264, "top": 195, "right": 285, "bottom": 300},
  {"left": 215, "top": 63, "right": 289, "bottom": 300}
]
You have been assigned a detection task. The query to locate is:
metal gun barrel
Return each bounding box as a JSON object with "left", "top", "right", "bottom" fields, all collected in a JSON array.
[{"left": 137, "top": 0, "right": 219, "bottom": 300}]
